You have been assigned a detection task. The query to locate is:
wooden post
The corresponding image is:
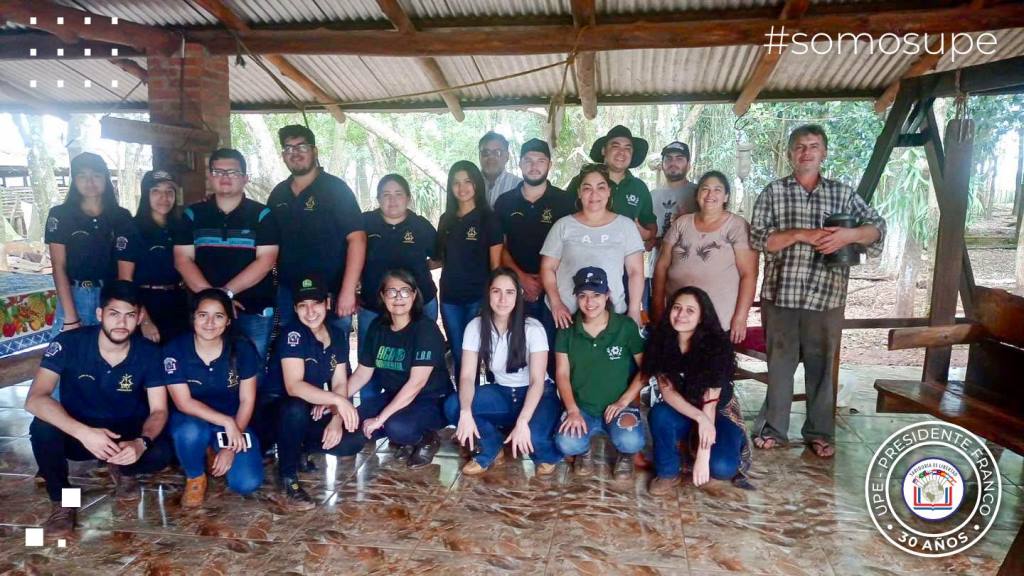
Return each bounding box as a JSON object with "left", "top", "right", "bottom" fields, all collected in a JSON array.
[
  {"left": 856, "top": 90, "right": 914, "bottom": 203},
  {"left": 923, "top": 116, "right": 974, "bottom": 382}
]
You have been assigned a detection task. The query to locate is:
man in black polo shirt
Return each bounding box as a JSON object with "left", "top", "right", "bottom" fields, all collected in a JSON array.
[
  {"left": 174, "top": 148, "right": 280, "bottom": 362},
  {"left": 25, "top": 281, "right": 172, "bottom": 537},
  {"left": 268, "top": 125, "right": 365, "bottom": 346},
  {"left": 494, "top": 138, "right": 574, "bottom": 355}
]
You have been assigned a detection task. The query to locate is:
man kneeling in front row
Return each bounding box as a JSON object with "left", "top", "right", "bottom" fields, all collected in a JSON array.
[{"left": 25, "top": 280, "right": 173, "bottom": 536}]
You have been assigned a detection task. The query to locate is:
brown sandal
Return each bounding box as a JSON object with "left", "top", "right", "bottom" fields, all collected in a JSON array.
[
  {"left": 752, "top": 435, "right": 780, "bottom": 450},
  {"left": 808, "top": 439, "right": 835, "bottom": 459}
]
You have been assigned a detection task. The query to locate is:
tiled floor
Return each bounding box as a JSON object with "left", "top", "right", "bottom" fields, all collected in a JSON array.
[{"left": 0, "top": 367, "right": 1021, "bottom": 575}]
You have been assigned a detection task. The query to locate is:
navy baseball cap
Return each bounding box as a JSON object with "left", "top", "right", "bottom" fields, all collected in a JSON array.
[
  {"left": 293, "top": 274, "right": 328, "bottom": 303},
  {"left": 572, "top": 267, "right": 610, "bottom": 295},
  {"left": 520, "top": 138, "right": 551, "bottom": 159},
  {"left": 661, "top": 141, "right": 690, "bottom": 158},
  {"left": 142, "top": 170, "right": 178, "bottom": 192}
]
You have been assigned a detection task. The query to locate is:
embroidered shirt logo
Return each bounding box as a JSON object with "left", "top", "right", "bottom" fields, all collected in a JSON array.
[
  {"left": 47, "top": 217, "right": 59, "bottom": 232},
  {"left": 541, "top": 208, "right": 553, "bottom": 223},
  {"left": 287, "top": 331, "right": 301, "bottom": 347},
  {"left": 227, "top": 369, "right": 240, "bottom": 388},
  {"left": 45, "top": 342, "right": 62, "bottom": 357},
  {"left": 415, "top": 350, "right": 432, "bottom": 362},
  {"left": 163, "top": 357, "right": 177, "bottom": 374},
  {"left": 606, "top": 345, "right": 624, "bottom": 361},
  {"left": 465, "top": 226, "right": 478, "bottom": 241},
  {"left": 626, "top": 194, "right": 639, "bottom": 206},
  {"left": 117, "top": 373, "right": 134, "bottom": 392},
  {"left": 403, "top": 230, "right": 415, "bottom": 244},
  {"left": 115, "top": 235, "right": 128, "bottom": 251},
  {"left": 304, "top": 196, "right": 317, "bottom": 211}
]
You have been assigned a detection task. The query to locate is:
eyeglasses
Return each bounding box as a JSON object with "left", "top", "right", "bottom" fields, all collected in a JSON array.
[
  {"left": 479, "top": 149, "right": 505, "bottom": 158},
  {"left": 383, "top": 287, "right": 415, "bottom": 300},
  {"left": 282, "top": 144, "right": 313, "bottom": 154},
  {"left": 210, "top": 169, "right": 245, "bottom": 179}
]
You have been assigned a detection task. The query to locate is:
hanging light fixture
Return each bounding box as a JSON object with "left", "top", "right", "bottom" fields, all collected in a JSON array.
[{"left": 736, "top": 139, "right": 753, "bottom": 182}]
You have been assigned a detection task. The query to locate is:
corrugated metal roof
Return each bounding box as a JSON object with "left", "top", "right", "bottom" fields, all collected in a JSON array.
[
  {"left": 404, "top": 0, "right": 569, "bottom": 19},
  {"left": 0, "top": 59, "right": 147, "bottom": 105}
]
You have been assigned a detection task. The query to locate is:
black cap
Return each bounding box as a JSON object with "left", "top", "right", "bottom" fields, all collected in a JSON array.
[
  {"left": 572, "top": 267, "right": 610, "bottom": 295},
  {"left": 520, "top": 138, "right": 551, "bottom": 159},
  {"left": 661, "top": 141, "right": 690, "bottom": 159},
  {"left": 589, "top": 125, "right": 649, "bottom": 168},
  {"left": 141, "top": 170, "right": 178, "bottom": 192},
  {"left": 293, "top": 274, "right": 328, "bottom": 303},
  {"left": 70, "top": 152, "right": 109, "bottom": 176}
]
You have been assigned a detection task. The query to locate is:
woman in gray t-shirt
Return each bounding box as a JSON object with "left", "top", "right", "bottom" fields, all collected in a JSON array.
[{"left": 540, "top": 164, "right": 645, "bottom": 328}]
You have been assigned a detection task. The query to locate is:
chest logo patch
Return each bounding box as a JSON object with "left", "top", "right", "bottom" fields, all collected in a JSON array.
[
  {"left": 626, "top": 194, "right": 639, "bottom": 206},
  {"left": 606, "top": 345, "right": 624, "bottom": 361},
  {"left": 304, "top": 196, "right": 317, "bottom": 211},
  {"left": 45, "top": 342, "right": 62, "bottom": 357},
  {"left": 163, "top": 357, "right": 177, "bottom": 374},
  {"left": 227, "top": 369, "right": 240, "bottom": 388},
  {"left": 415, "top": 350, "right": 432, "bottom": 362},
  {"left": 330, "top": 354, "right": 339, "bottom": 372},
  {"left": 465, "top": 226, "right": 478, "bottom": 241},
  {"left": 403, "top": 231, "right": 415, "bottom": 244},
  {"left": 115, "top": 235, "right": 128, "bottom": 251},
  {"left": 117, "top": 373, "right": 134, "bottom": 392},
  {"left": 287, "top": 331, "right": 301, "bottom": 347},
  {"left": 47, "top": 217, "right": 59, "bottom": 232},
  {"left": 541, "top": 208, "right": 553, "bottom": 223}
]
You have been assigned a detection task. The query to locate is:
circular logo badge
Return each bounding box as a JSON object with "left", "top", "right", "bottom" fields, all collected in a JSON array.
[{"left": 865, "top": 421, "right": 1001, "bottom": 558}]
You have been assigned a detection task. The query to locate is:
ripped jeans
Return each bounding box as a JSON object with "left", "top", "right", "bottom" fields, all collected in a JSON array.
[{"left": 555, "top": 406, "right": 646, "bottom": 456}]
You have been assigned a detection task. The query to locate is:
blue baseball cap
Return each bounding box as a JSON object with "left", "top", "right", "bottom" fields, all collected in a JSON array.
[{"left": 572, "top": 267, "right": 609, "bottom": 295}]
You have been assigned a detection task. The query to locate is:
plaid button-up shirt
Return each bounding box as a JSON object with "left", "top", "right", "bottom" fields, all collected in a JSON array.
[{"left": 750, "top": 175, "right": 886, "bottom": 311}]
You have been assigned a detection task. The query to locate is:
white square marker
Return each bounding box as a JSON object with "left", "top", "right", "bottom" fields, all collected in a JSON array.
[
  {"left": 111, "top": 48, "right": 119, "bottom": 57},
  {"left": 57, "top": 539, "right": 67, "bottom": 548},
  {"left": 111, "top": 17, "right": 119, "bottom": 25},
  {"left": 57, "top": 17, "right": 65, "bottom": 25},
  {"left": 25, "top": 528, "right": 44, "bottom": 547},
  {"left": 57, "top": 80, "right": 65, "bottom": 88},
  {"left": 57, "top": 48, "right": 64, "bottom": 57},
  {"left": 84, "top": 80, "right": 92, "bottom": 88},
  {"left": 29, "top": 17, "right": 37, "bottom": 25},
  {"left": 111, "top": 79, "right": 119, "bottom": 88},
  {"left": 29, "top": 48, "right": 37, "bottom": 57},
  {"left": 29, "top": 80, "right": 37, "bottom": 88},
  {"left": 61, "top": 487, "right": 81, "bottom": 508},
  {"left": 84, "top": 17, "right": 92, "bottom": 25},
  {"left": 84, "top": 48, "right": 91, "bottom": 56}
]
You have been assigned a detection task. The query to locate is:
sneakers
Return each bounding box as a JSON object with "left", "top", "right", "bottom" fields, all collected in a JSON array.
[
  {"left": 649, "top": 475, "right": 681, "bottom": 496},
  {"left": 107, "top": 463, "right": 139, "bottom": 499},
  {"left": 613, "top": 454, "right": 635, "bottom": 480},
  {"left": 42, "top": 502, "right": 76, "bottom": 537},
  {"left": 278, "top": 477, "right": 316, "bottom": 511},
  {"left": 572, "top": 451, "right": 594, "bottom": 477},
  {"left": 182, "top": 474, "right": 207, "bottom": 508},
  {"left": 461, "top": 451, "right": 505, "bottom": 476},
  {"left": 535, "top": 462, "right": 558, "bottom": 477},
  {"left": 406, "top": 432, "right": 440, "bottom": 469}
]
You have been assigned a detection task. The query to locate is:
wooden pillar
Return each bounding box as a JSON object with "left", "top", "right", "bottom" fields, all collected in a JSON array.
[{"left": 923, "top": 117, "right": 974, "bottom": 382}]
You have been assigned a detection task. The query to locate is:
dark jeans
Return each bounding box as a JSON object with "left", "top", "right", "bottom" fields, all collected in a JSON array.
[
  {"left": 169, "top": 412, "right": 264, "bottom": 495},
  {"left": 523, "top": 299, "right": 556, "bottom": 378},
  {"left": 276, "top": 396, "right": 351, "bottom": 479},
  {"left": 335, "top": 386, "right": 449, "bottom": 457},
  {"left": 649, "top": 402, "right": 744, "bottom": 480},
  {"left": 443, "top": 382, "right": 562, "bottom": 467},
  {"left": 440, "top": 299, "right": 482, "bottom": 381},
  {"left": 251, "top": 394, "right": 285, "bottom": 456},
  {"left": 29, "top": 417, "right": 173, "bottom": 501},
  {"left": 138, "top": 287, "right": 189, "bottom": 344}
]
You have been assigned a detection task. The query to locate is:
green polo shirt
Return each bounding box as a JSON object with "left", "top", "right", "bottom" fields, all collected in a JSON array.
[
  {"left": 566, "top": 170, "right": 656, "bottom": 225},
  {"left": 555, "top": 311, "right": 645, "bottom": 418}
]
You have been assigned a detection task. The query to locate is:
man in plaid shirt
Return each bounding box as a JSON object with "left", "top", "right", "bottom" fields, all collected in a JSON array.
[{"left": 749, "top": 125, "right": 885, "bottom": 458}]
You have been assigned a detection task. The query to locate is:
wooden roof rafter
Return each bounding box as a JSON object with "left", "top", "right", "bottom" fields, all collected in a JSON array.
[{"left": 732, "top": 0, "right": 810, "bottom": 116}]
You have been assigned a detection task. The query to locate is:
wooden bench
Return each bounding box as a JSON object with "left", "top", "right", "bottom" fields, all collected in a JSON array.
[{"left": 875, "top": 286, "right": 1024, "bottom": 575}]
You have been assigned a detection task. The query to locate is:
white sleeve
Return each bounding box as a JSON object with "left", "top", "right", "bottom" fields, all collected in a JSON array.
[
  {"left": 524, "top": 318, "right": 549, "bottom": 353},
  {"left": 462, "top": 316, "right": 483, "bottom": 353},
  {"left": 621, "top": 215, "right": 645, "bottom": 255},
  {"left": 539, "top": 216, "right": 566, "bottom": 259}
]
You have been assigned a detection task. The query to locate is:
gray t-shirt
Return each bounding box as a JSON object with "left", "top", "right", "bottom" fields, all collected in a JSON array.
[
  {"left": 540, "top": 214, "right": 645, "bottom": 314},
  {"left": 648, "top": 182, "right": 698, "bottom": 277}
]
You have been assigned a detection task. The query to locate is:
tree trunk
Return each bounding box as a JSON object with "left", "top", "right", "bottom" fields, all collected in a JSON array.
[
  {"left": 1015, "top": 127, "right": 1024, "bottom": 238},
  {"left": 678, "top": 104, "right": 704, "bottom": 146},
  {"left": 894, "top": 231, "right": 923, "bottom": 316},
  {"left": 241, "top": 114, "right": 288, "bottom": 195},
  {"left": 13, "top": 114, "right": 59, "bottom": 242},
  {"left": 65, "top": 114, "right": 90, "bottom": 163},
  {"left": 346, "top": 113, "right": 446, "bottom": 189}
]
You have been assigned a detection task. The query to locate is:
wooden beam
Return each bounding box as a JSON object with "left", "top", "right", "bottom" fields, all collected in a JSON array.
[
  {"left": 375, "top": 0, "right": 463, "bottom": 122},
  {"left": 856, "top": 89, "right": 915, "bottom": 203},
  {"left": 99, "top": 116, "right": 219, "bottom": 150},
  {"left": 0, "top": 0, "right": 179, "bottom": 56},
  {"left": 887, "top": 324, "right": 984, "bottom": 350},
  {"left": 571, "top": 0, "right": 598, "bottom": 120},
  {"left": 874, "top": 34, "right": 948, "bottom": 113},
  {"left": 184, "top": 2, "right": 1024, "bottom": 56},
  {"left": 189, "top": 0, "right": 346, "bottom": 123},
  {"left": 108, "top": 59, "right": 147, "bottom": 83},
  {"left": 733, "top": 0, "right": 809, "bottom": 116},
  {"left": 0, "top": 33, "right": 145, "bottom": 60}
]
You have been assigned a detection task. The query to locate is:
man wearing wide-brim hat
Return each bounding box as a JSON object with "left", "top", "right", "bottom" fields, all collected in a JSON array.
[{"left": 566, "top": 125, "right": 657, "bottom": 245}]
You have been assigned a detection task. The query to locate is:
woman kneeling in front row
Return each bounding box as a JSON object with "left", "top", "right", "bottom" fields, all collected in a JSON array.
[
  {"left": 447, "top": 268, "right": 562, "bottom": 476},
  {"left": 645, "top": 286, "right": 751, "bottom": 494},
  {"left": 162, "top": 289, "right": 264, "bottom": 506},
  {"left": 336, "top": 269, "right": 452, "bottom": 468}
]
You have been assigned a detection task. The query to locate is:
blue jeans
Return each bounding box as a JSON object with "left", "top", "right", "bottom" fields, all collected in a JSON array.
[
  {"left": 555, "top": 406, "right": 645, "bottom": 456},
  {"left": 50, "top": 284, "right": 102, "bottom": 338},
  {"left": 443, "top": 382, "right": 562, "bottom": 467},
  {"left": 276, "top": 285, "right": 352, "bottom": 356},
  {"left": 235, "top": 311, "right": 275, "bottom": 363},
  {"left": 357, "top": 298, "right": 438, "bottom": 404},
  {"left": 335, "top": 387, "right": 449, "bottom": 456},
  {"left": 440, "top": 299, "right": 482, "bottom": 380},
  {"left": 649, "top": 402, "right": 744, "bottom": 480},
  {"left": 169, "top": 412, "right": 264, "bottom": 495}
]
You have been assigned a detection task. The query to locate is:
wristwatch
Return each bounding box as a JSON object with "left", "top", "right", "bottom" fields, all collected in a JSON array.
[
  {"left": 140, "top": 435, "right": 154, "bottom": 450},
  {"left": 222, "top": 287, "right": 235, "bottom": 299}
]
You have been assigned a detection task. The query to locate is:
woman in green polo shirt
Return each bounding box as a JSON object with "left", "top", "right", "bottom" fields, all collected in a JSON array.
[{"left": 554, "top": 266, "right": 646, "bottom": 480}]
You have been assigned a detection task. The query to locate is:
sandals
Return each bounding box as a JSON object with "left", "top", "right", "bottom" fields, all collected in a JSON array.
[
  {"left": 752, "top": 435, "right": 780, "bottom": 450},
  {"left": 808, "top": 439, "right": 835, "bottom": 459}
]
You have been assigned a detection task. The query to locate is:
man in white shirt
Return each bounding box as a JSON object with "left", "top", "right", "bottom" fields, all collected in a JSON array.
[
  {"left": 645, "top": 141, "right": 698, "bottom": 313},
  {"left": 479, "top": 131, "right": 523, "bottom": 207}
]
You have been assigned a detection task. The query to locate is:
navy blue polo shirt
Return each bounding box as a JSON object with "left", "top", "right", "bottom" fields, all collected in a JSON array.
[
  {"left": 361, "top": 210, "right": 437, "bottom": 312},
  {"left": 265, "top": 320, "right": 347, "bottom": 398},
  {"left": 358, "top": 316, "right": 450, "bottom": 398},
  {"left": 493, "top": 182, "right": 575, "bottom": 275},
  {"left": 131, "top": 219, "right": 185, "bottom": 286},
  {"left": 44, "top": 203, "right": 137, "bottom": 283},
  {"left": 40, "top": 326, "right": 162, "bottom": 424},
  {"left": 438, "top": 208, "right": 502, "bottom": 304},
  {"left": 176, "top": 197, "right": 279, "bottom": 312},
  {"left": 160, "top": 333, "right": 261, "bottom": 417},
  {"left": 268, "top": 170, "right": 364, "bottom": 295}
]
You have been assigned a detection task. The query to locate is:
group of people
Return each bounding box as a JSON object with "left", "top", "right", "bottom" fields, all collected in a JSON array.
[{"left": 25, "top": 122, "right": 885, "bottom": 536}]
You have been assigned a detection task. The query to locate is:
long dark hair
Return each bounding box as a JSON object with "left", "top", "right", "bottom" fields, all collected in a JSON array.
[
  {"left": 377, "top": 268, "right": 424, "bottom": 326},
  {"left": 191, "top": 288, "right": 249, "bottom": 387},
  {"left": 134, "top": 179, "right": 181, "bottom": 233},
  {"left": 641, "top": 286, "right": 736, "bottom": 406},
  {"left": 65, "top": 155, "right": 119, "bottom": 210},
  {"left": 436, "top": 160, "right": 489, "bottom": 262},
  {"left": 478, "top": 268, "right": 528, "bottom": 375}
]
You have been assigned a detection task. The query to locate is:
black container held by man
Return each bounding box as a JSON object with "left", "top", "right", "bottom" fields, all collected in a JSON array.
[{"left": 823, "top": 213, "right": 861, "bottom": 267}]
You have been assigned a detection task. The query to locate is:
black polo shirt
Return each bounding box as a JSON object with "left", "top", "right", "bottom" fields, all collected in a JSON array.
[
  {"left": 438, "top": 207, "right": 502, "bottom": 304},
  {"left": 44, "top": 203, "right": 137, "bottom": 283},
  {"left": 160, "top": 333, "right": 261, "bottom": 417},
  {"left": 176, "top": 196, "right": 279, "bottom": 312},
  {"left": 265, "top": 320, "right": 347, "bottom": 398},
  {"left": 268, "top": 170, "right": 364, "bottom": 295},
  {"left": 361, "top": 210, "right": 437, "bottom": 312},
  {"left": 132, "top": 219, "right": 185, "bottom": 286},
  {"left": 40, "top": 326, "right": 162, "bottom": 424},
  {"left": 358, "top": 316, "right": 450, "bottom": 398},
  {"left": 493, "top": 181, "right": 575, "bottom": 275}
]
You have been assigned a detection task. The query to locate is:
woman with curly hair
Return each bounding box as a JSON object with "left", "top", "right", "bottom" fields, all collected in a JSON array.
[{"left": 643, "top": 286, "right": 751, "bottom": 494}]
